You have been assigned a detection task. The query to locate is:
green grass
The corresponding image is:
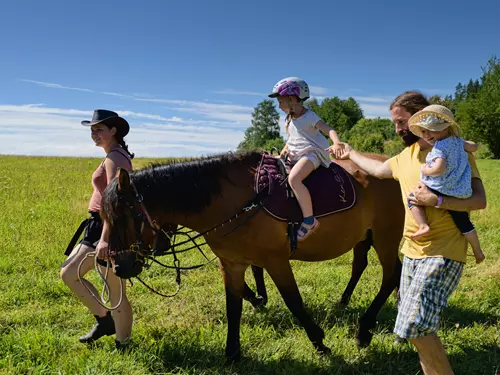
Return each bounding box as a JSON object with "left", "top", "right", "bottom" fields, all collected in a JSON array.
[{"left": 0, "top": 156, "right": 499, "bottom": 375}]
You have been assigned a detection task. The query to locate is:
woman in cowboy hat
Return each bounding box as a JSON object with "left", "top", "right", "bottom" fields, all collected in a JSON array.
[
  {"left": 407, "top": 104, "right": 485, "bottom": 263},
  {"left": 60, "top": 109, "right": 135, "bottom": 348}
]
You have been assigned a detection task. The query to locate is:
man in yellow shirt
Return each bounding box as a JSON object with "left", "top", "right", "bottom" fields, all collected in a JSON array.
[{"left": 338, "top": 92, "right": 487, "bottom": 375}]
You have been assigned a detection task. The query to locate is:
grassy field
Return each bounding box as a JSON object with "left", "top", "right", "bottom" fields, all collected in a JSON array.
[{"left": 0, "top": 155, "right": 499, "bottom": 375}]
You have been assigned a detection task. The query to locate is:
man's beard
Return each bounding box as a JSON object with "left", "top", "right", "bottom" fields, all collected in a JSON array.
[{"left": 398, "top": 130, "right": 420, "bottom": 147}]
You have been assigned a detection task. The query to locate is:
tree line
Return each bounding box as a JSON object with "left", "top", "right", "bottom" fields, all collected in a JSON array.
[{"left": 239, "top": 56, "right": 500, "bottom": 159}]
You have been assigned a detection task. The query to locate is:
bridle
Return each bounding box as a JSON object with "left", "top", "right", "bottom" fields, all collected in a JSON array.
[{"left": 109, "top": 182, "right": 262, "bottom": 297}]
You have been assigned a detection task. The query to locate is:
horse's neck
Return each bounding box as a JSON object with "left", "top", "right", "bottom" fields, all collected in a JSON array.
[{"left": 137, "top": 164, "right": 256, "bottom": 233}]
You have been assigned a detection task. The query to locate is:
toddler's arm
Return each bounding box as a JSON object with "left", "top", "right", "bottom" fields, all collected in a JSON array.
[
  {"left": 464, "top": 140, "right": 478, "bottom": 153},
  {"left": 421, "top": 158, "right": 446, "bottom": 176}
]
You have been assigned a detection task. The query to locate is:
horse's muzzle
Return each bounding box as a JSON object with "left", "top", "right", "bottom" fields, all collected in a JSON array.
[{"left": 112, "top": 250, "right": 145, "bottom": 279}]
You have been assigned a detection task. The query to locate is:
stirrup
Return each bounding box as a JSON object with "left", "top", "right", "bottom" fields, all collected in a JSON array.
[{"left": 297, "top": 218, "right": 320, "bottom": 241}]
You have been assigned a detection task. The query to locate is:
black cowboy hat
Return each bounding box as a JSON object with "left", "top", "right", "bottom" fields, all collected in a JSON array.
[{"left": 81, "top": 109, "right": 130, "bottom": 137}]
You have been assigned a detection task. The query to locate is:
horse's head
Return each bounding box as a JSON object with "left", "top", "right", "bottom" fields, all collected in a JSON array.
[{"left": 101, "top": 168, "right": 176, "bottom": 279}]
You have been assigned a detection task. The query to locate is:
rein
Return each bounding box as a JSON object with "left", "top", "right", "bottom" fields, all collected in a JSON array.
[{"left": 115, "top": 184, "right": 262, "bottom": 297}]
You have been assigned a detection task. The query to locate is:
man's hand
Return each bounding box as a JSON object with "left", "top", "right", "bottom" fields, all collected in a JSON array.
[
  {"left": 329, "top": 143, "right": 352, "bottom": 160},
  {"left": 327, "top": 143, "right": 345, "bottom": 159},
  {"left": 408, "top": 181, "right": 439, "bottom": 207}
]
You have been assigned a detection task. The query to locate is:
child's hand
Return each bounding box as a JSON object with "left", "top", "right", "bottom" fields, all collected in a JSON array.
[
  {"left": 326, "top": 143, "right": 346, "bottom": 159},
  {"left": 279, "top": 146, "right": 288, "bottom": 159}
]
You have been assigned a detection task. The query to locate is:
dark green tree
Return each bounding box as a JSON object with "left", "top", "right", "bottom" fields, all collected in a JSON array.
[
  {"left": 238, "top": 100, "right": 283, "bottom": 151},
  {"left": 263, "top": 137, "right": 286, "bottom": 153},
  {"left": 428, "top": 94, "right": 456, "bottom": 112},
  {"left": 345, "top": 118, "right": 399, "bottom": 154},
  {"left": 306, "top": 96, "right": 363, "bottom": 136},
  {"left": 455, "top": 57, "right": 500, "bottom": 157}
]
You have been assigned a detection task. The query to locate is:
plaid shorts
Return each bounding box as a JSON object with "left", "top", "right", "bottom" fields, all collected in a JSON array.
[{"left": 394, "top": 256, "right": 464, "bottom": 339}]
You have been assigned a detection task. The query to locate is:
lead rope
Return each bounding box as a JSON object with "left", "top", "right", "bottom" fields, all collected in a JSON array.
[{"left": 77, "top": 250, "right": 124, "bottom": 310}]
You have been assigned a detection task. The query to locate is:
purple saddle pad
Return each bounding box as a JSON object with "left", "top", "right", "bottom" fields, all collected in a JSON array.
[{"left": 255, "top": 154, "right": 356, "bottom": 222}]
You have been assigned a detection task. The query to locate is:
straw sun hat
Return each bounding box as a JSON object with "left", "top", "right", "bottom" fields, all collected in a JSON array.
[{"left": 408, "top": 104, "right": 460, "bottom": 138}]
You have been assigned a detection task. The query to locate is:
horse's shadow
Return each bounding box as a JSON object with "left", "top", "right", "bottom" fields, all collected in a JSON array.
[
  {"left": 243, "top": 295, "right": 498, "bottom": 331},
  {"left": 156, "top": 343, "right": 347, "bottom": 375},
  {"left": 151, "top": 338, "right": 499, "bottom": 375}
]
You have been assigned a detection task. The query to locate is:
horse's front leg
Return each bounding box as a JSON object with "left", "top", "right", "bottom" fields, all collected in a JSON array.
[
  {"left": 218, "top": 258, "right": 248, "bottom": 361},
  {"left": 266, "top": 259, "right": 331, "bottom": 355}
]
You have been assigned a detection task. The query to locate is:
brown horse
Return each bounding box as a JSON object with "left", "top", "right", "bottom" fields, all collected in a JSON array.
[
  {"left": 244, "top": 228, "right": 378, "bottom": 310},
  {"left": 101, "top": 151, "right": 404, "bottom": 360}
]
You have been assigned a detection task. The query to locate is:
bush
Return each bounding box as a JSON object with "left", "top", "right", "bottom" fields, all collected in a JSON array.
[
  {"left": 350, "top": 133, "right": 385, "bottom": 154},
  {"left": 475, "top": 143, "right": 494, "bottom": 159},
  {"left": 383, "top": 140, "right": 405, "bottom": 157}
]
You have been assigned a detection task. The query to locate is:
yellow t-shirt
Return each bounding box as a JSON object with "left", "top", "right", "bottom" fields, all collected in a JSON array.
[{"left": 388, "top": 143, "right": 481, "bottom": 262}]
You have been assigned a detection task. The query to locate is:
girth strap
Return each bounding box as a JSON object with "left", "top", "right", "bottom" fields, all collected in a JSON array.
[{"left": 64, "top": 218, "right": 90, "bottom": 255}]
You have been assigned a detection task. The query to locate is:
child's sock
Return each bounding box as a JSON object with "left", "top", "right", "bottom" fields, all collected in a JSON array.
[{"left": 303, "top": 216, "right": 315, "bottom": 225}]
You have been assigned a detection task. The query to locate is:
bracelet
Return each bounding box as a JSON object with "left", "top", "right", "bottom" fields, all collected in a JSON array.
[{"left": 435, "top": 195, "right": 443, "bottom": 208}]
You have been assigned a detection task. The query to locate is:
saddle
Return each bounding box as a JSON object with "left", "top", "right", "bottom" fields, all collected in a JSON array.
[{"left": 255, "top": 154, "right": 356, "bottom": 222}]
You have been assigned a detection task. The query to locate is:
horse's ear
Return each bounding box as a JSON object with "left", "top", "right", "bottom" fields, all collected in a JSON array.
[{"left": 117, "top": 168, "right": 131, "bottom": 193}]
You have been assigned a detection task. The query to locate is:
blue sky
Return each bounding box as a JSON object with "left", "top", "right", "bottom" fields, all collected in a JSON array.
[{"left": 1, "top": 0, "right": 499, "bottom": 157}]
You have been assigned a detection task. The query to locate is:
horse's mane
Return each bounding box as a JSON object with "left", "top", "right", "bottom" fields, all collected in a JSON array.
[{"left": 129, "top": 151, "right": 262, "bottom": 214}]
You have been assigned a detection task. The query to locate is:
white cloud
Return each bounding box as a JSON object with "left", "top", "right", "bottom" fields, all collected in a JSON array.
[
  {"left": 309, "top": 86, "right": 328, "bottom": 96},
  {"left": 0, "top": 105, "right": 245, "bottom": 157},
  {"left": 0, "top": 104, "right": 92, "bottom": 117},
  {"left": 102, "top": 91, "right": 138, "bottom": 100},
  {"left": 213, "top": 89, "right": 266, "bottom": 96},
  {"left": 21, "top": 79, "right": 254, "bottom": 124},
  {"left": 21, "top": 79, "right": 94, "bottom": 93},
  {"left": 309, "top": 95, "right": 326, "bottom": 101},
  {"left": 353, "top": 96, "right": 391, "bottom": 104},
  {"left": 359, "top": 103, "right": 390, "bottom": 118}
]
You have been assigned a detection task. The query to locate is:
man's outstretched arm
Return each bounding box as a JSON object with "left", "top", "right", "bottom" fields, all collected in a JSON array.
[{"left": 337, "top": 144, "right": 393, "bottom": 179}]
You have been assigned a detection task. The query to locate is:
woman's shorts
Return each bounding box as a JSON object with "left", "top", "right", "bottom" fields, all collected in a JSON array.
[
  {"left": 80, "top": 211, "right": 103, "bottom": 249},
  {"left": 62, "top": 211, "right": 106, "bottom": 268}
]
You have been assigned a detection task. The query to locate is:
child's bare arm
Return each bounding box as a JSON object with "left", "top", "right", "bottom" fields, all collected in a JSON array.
[
  {"left": 316, "top": 120, "right": 345, "bottom": 159},
  {"left": 421, "top": 157, "right": 447, "bottom": 176},
  {"left": 280, "top": 144, "right": 289, "bottom": 158},
  {"left": 464, "top": 140, "right": 478, "bottom": 153},
  {"left": 316, "top": 120, "right": 341, "bottom": 144}
]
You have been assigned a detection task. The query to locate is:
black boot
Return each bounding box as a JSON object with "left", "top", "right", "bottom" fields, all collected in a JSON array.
[
  {"left": 115, "top": 337, "right": 131, "bottom": 352},
  {"left": 79, "top": 311, "right": 116, "bottom": 343},
  {"left": 393, "top": 335, "right": 407, "bottom": 345}
]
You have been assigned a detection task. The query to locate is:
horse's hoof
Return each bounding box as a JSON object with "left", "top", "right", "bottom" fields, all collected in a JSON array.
[
  {"left": 315, "top": 343, "right": 332, "bottom": 356},
  {"left": 251, "top": 295, "right": 268, "bottom": 310},
  {"left": 337, "top": 296, "right": 350, "bottom": 308},
  {"left": 355, "top": 330, "right": 373, "bottom": 348},
  {"left": 225, "top": 348, "right": 241, "bottom": 363},
  {"left": 393, "top": 336, "right": 407, "bottom": 345}
]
